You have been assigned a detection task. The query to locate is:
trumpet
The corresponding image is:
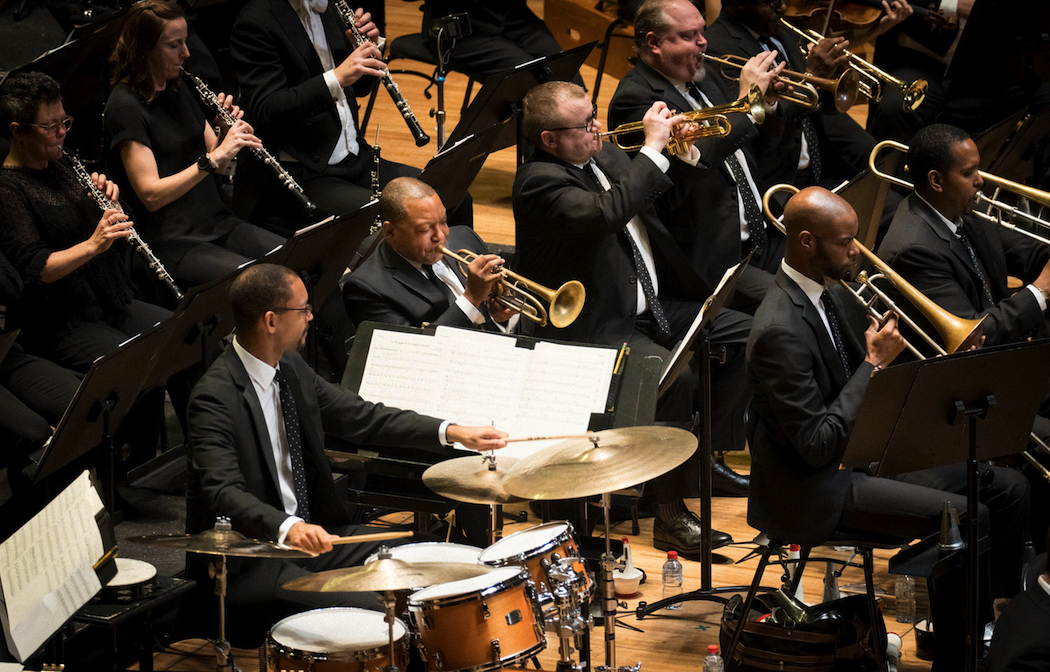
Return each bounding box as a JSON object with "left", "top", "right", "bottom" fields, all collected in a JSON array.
[
  {"left": 779, "top": 19, "right": 927, "bottom": 112},
  {"left": 701, "top": 52, "right": 860, "bottom": 113},
  {"left": 335, "top": 0, "right": 430, "bottom": 147},
  {"left": 598, "top": 85, "right": 766, "bottom": 155},
  {"left": 869, "top": 140, "right": 1050, "bottom": 246},
  {"left": 439, "top": 247, "right": 585, "bottom": 328},
  {"left": 65, "top": 150, "right": 184, "bottom": 301}
]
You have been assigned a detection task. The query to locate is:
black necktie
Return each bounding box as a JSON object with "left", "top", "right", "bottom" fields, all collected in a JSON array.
[
  {"left": 760, "top": 38, "right": 822, "bottom": 183},
  {"left": 820, "top": 290, "right": 852, "bottom": 375},
  {"left": 586, "top": 162, "right": 670, "bottom": 335},
  {"left": 275, "top": 369, "right": 310, "bottom": 522},
  {"left": 685, "top": 81, "right": 768, "bottom": 252},
  {"left": 423, "top": 264, "right": 453, "bottom": 299},
  {"left": 955, "top": 222, "right": 996, "bottom": 308}
]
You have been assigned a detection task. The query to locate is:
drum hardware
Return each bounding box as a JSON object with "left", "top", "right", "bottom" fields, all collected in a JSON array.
[
  {"left": 94, "top": 557, "right": 158, "bottom": 604},
  {"left": 422, "top": 453, "right": 523, "bottom": 544}
]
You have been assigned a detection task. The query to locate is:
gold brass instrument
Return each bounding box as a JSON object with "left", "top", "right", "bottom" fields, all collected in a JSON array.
[
  {"left": 701, "top": 52, "right": 860, "bottom": 113},
  {"left": 764, "top": 183, "right": 1050, "bottom": 481},
  {"left": 598, "top": 85, "right": 766, "bottom": 155},
  {"left": 439, "top": 247, "right": 585, "bottom": 328},
  {"left": 869, "top": 140, "right": 1050, "bottom": 246},
  {"left": 779, "top": 19, "right": 928, "bottom": 111}
]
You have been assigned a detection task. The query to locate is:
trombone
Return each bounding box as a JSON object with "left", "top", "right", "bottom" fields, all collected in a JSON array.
[
  {"left": 701, "top": 52, "right": 860, "bottom": 113},
  {"left": 779, "top": 19, "right": 928, "bottom": 112},
  {"left": 598, "top": 85, "right": 766, "bottom": 155},
  {"left": 439, "top": 247, "right": 586, "bottom": 328},
  {"left": 764, "top": 183, "right": 1050, "bottom": 482},
  {"left": 869, "top": 140, "right": 1050, "bottom": 246}
]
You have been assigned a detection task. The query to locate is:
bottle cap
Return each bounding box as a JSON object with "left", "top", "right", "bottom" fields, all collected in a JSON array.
[
  {"left": 667, "top": 550, "right": 678, "bottom": 560},
  {"left": 622, "top": 536, "right": 629, "bottom": 544},
  {"left": 707, "top": 644, "right": 719, "bottom": 654}
]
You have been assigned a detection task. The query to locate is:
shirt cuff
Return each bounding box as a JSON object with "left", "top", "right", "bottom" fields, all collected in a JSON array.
[
  {"left": 497, "top": 313, "right": 520, "bottom": 334},
  {"left": 455, "top": 294, "right": 487, "bottom": 325},
  {"left": 1026, "top": 284, "right": 1047, "bottom": 311},
  {"left": 939, "top": 0, "right": 959, "bottom": 17},
  {"left": 639, "top": 145, "right": 670, "bottom": 173},
  {"left": 440, "top": 420, "right": 453, "bottom": 446},
  {"left": 323, "top": 69, "right": 345, "bottom": 102},
  {"left": 675, "top": 145, "right": 702, "bottom": 167},
  {"left": 278, "top": 515, "right": 304, "bottom": 544}
]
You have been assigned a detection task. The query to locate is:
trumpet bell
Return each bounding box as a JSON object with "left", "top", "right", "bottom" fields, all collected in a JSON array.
[
  {"left": 549, "top": 280, "right": 586, "bottom": 328},
  {"left": 903, "top": 79, "right": 928, "bottom": 112}
]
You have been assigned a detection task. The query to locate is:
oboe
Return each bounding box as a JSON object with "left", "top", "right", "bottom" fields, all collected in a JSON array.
[
  {"left": 335, "top": 0, "right": 431, "bottom": 147},
  {"left": 64, "top": 151, "right": 184, "bottom": 301},
  {"left": 181, "top": 68, "right": 317, "bottom": 214}
]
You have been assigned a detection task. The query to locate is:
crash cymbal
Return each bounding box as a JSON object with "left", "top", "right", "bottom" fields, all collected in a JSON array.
[
  {"left": 422, "top": 455, "right": 524, "bottom": 505},
  {"left": 281, "top": 558, "right": 494, "bottom": 593},
  {"left": 130, "top": 527, "right": 314, "bottom": 559},
  {"left": 503, "top": 426, "right": 698, "bottom": 500}
]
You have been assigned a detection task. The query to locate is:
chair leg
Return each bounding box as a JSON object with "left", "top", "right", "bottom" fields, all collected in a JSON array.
[
  {"left": 592, "top": 18, "right": 625, "bottom": 106},
  {"left": 862, "top": 548, "right": 887, "bottom": 671},
  {"left": 461, "top": 77, "right": 476, "bottom": 116},
  {"left": 725, "top": 542, "right": 775, "bottom": 665}
]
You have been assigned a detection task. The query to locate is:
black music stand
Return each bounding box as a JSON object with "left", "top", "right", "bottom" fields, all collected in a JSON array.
[
  {"left": 636, "top": 257, "right": 752, "bottom": 618},
  {"left": 983, "top": 109, "right": 1050, "bottom": 188},
  {"left": 842, "top": 340, "right": 1050, "bottom": 672},
  {"left": 419, "top": 119, "right": 512, "bottom": 214},
  {"left": 443, "top": 43, "right": 596, "bottom": 163},
  {"left": 26, "top": 327, "right": 171, "bottom": 513},
  {"left": 974, "top": 107, "right": 1032, "bottom": 174}
]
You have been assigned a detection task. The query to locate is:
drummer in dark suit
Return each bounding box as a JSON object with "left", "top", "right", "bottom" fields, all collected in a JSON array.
[{"left": 343, "top": 177, "right": 519, "bottom": 333}]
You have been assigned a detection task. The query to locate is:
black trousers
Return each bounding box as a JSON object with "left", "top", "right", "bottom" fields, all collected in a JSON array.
[
  {"left": 172, "top": 221, "right": 286, "bottom": 286},
  {"left": 0, "top": 348, "right": 81, "bottom": 471}
]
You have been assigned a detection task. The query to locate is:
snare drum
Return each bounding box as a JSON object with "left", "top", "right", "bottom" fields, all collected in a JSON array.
[
  {"left": 364, "top": 542, "right": 483, "bottom": 566},
  {"left": 408, "top": 566, "right": 544, "bottom": 672},
  {"left": 266, "top": 607, "right": 407, "bottom": 672},
  {"left": 477, "top": 521, "right": 592, "bottom": 598},
  {"left": 95, "top": 558, "right": 157, "bottom": 603}
]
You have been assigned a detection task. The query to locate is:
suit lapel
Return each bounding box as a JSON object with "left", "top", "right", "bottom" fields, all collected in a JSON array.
[
  {"left": 777, "top": 271, "right": 849, "bottom": 388},
  {"left": 635, "top": 60, "right": 694, "bottom": 116},
  {"left": 269, "top": 0, "right": 326, "bottom": 79},
  {"left": 381, "top": 240, "right": 450, "bottom": 307},
  {"left": 911, "top": 196, "right": 990, "bottom": 296},
  {"left": 226, "top": 350, "right": 282, "bottom": 491}
]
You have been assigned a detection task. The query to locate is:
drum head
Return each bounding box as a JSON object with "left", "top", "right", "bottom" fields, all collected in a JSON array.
[
  {"left": 270, "top": 607, "right": 406, "bottom": 652},
  {"left": 409, "top": 566, "right": 524, "bottom": 603},
  {"left": 365, "top": 542, "right": 483, "bottom": 566},
  {"left": 478, "top": 522, "right": 571, "bottom": 564},
  {"left": 106, "top": 558, "right": 157, "bottom": 587}
]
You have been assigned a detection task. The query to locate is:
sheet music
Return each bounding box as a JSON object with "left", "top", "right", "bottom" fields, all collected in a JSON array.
[
  {"left": 0, "top": 663, "right": 24, "bottom": 671},
  {"left": 0, "top": 472, "right": 105, "bottom": 661},
  {"left": 357, "top": 327, "right": 616, "bottom": 460}
]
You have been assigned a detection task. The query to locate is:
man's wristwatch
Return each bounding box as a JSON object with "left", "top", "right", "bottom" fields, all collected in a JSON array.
[{"left": 196, "top": 154, "right": 215, "bottom": 173}]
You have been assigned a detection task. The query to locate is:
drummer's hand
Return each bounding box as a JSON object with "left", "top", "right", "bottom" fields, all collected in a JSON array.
[
  {"left": 447, "top": 424, "right": 509, "bottom": 451},
  {"left": 287, "top": 522, "right": 337, "bottom": 554}
]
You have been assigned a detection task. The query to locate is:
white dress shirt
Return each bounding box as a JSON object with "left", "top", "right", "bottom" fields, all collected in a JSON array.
[
  {"left": 781, "top": 259, "right": 836, "bottom": 340},
  {"left": 914, "top": 192, "right": 1046, "bottom": 310},
  {"left": 285, "top": 0, "right": 359, "bottom": 164}
]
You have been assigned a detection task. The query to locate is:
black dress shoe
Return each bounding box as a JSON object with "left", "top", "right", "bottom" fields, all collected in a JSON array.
[
  {"left": 653, "top": 511, "right": 733, "bottom": 553},
  {"left": 712, "top": 460, "right": 750, "bottom": 497}
]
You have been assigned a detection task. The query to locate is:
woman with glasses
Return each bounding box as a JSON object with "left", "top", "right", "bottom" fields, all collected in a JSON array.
[{"left": 105, "top": 0, "right": 283, "bottom": 287}]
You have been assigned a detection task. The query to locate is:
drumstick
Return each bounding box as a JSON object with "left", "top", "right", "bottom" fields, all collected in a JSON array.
[
  {"left": 330, "top": 531, "right": 413, "bottom": 546},
  {"left": 504, "top": 433, "right": 596, "bottom": 443}
]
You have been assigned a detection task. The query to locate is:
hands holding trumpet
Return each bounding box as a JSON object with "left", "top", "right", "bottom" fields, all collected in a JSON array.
[{"left": 736, "top": 50, "right": 787, "bottom": 107}]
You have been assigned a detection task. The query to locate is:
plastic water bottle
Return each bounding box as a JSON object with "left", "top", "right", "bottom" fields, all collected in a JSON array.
[
  {"left": 703, "top": 644, "right": 725, "bottom": 672},
  {"left": 895, "top": 575, "right": 915, "bottom": 623},
  {"left": 662, "top": 550, "right": 683, "bottom": 610}
]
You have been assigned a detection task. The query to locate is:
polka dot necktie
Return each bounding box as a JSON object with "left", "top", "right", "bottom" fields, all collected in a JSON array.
[
  {"left": 276, "top": 369, "right": 310, "bottom": 522},
  {"left": 760, "top": 38, "right": 822, "bottom": 183},
  {"left": 956, "top": 222, "right": 996, "bottom": 309},
  {"left": 820, "top": 290, "right": 853, "bottom": 375}
]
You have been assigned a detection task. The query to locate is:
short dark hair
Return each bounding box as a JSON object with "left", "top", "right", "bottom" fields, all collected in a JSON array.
[
  {"left": 522, "top": 81, "right": 589, "bottom": 147},
  {"left": 379, "top": 177, "right": 439, "bottom": 226},
  {"left": 230, "top": 264, "right": 299, "bottom": 333},
  {"left": 111, "top": 0, "right": 186, "bottom": 101},
  {"left": 0, "top": 72, "right": 62, "bottom": 138},
  {"left": 908, "top": 124, "right": 972, "bottom": 193},
  {"left": 634, "top": 0, "right": 689, "bottom": 52}
]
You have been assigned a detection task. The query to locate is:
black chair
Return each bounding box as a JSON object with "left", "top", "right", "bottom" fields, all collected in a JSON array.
[{"left": 724, "top": 529, "right": 911, "bottom": 670}]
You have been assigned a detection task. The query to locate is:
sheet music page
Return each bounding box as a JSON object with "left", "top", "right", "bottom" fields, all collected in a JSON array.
[
  {"left": 358, "top": 330, "right": 445, "bottom": 415},
  {"left": 0, "top": 472, "right": 104, "bottom": 661},
  {"left": 0, "top": 663, "right": 25, "bottom": 671},
  {"left": 432, "top": 328, "right": 527, "bottom": 427},
  {"left": 531, "top": 342, "right": 616, "bottom": 414}
]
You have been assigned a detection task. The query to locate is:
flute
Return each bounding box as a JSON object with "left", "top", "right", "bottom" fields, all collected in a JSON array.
[
  {"left": 64, "top": 151, "right": 184, "bottom": 301},
  {"left": 181, "top": 68, "right": 317, "bottom": 214},
  {"left": 334, "top": 0, "right": 431, "bottom": 147}
]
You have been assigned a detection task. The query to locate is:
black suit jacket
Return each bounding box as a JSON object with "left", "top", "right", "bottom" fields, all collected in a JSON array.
[
  {"left": 877, "top": 193, "right": 1050, "bottom": 347},
  {"left": 746, "top": 268, "right": 873, "bottom": 545},
  {"left": 512, "top": 142, "right": 708, "bottom": 345},
  {"left": 704, "top": 13, "right": 874, "bottom": 186},
  {"left": 231, "top": 0, "right": 373, "bottom": 172},
  {"left": 985, "top": 578, "right": 1050, "bottom": 672},
  {"left": 342, "top": 226, "right": 493, "bottom": 329},
  {"left": 608, "top": 60, "right": 785, "bottom": 291},
  {"left": 186, "top": 345, "right": 445, "bottom": 541}
]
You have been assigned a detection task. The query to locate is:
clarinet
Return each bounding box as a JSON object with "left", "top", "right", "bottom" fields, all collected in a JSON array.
[
  {"left": 181, "top": 68, "right": 317, "bottom": 214},
  {"left": 335, "top": 0, "right": 431, "bottom": 147},
  {"left": 370, "top": 127, "right": 382, "bottom": 234},
  {"left": 64, "top": 151, "right": 185, "bottom": 301}
]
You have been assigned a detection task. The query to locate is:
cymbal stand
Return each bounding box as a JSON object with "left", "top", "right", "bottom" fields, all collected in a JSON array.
[
  {"left": 596, "top": 491, "right": 641, "bottom": 672},
  {"left": 369, "top": 547, "right": 403, "bottom": 672},
  {"left": 485, "top": 453, "right": 505, "bottom": 545},
  {"left": 206, "top": 518, "right": 235, "bottom": 672},
  {"left": 541, "top": 556, "right": 593, "bottom": 672}
]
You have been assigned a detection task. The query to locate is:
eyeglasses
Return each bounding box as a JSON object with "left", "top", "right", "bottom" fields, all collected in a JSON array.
[
  {"left": 547, "top": 104, "right": 599, "bottom": 133},
  {"left": 20, "top": 116, "right": 74, "bottom": 135},
  {"left": 272, "top": 304, "right": 313, "bottom": 315}
]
